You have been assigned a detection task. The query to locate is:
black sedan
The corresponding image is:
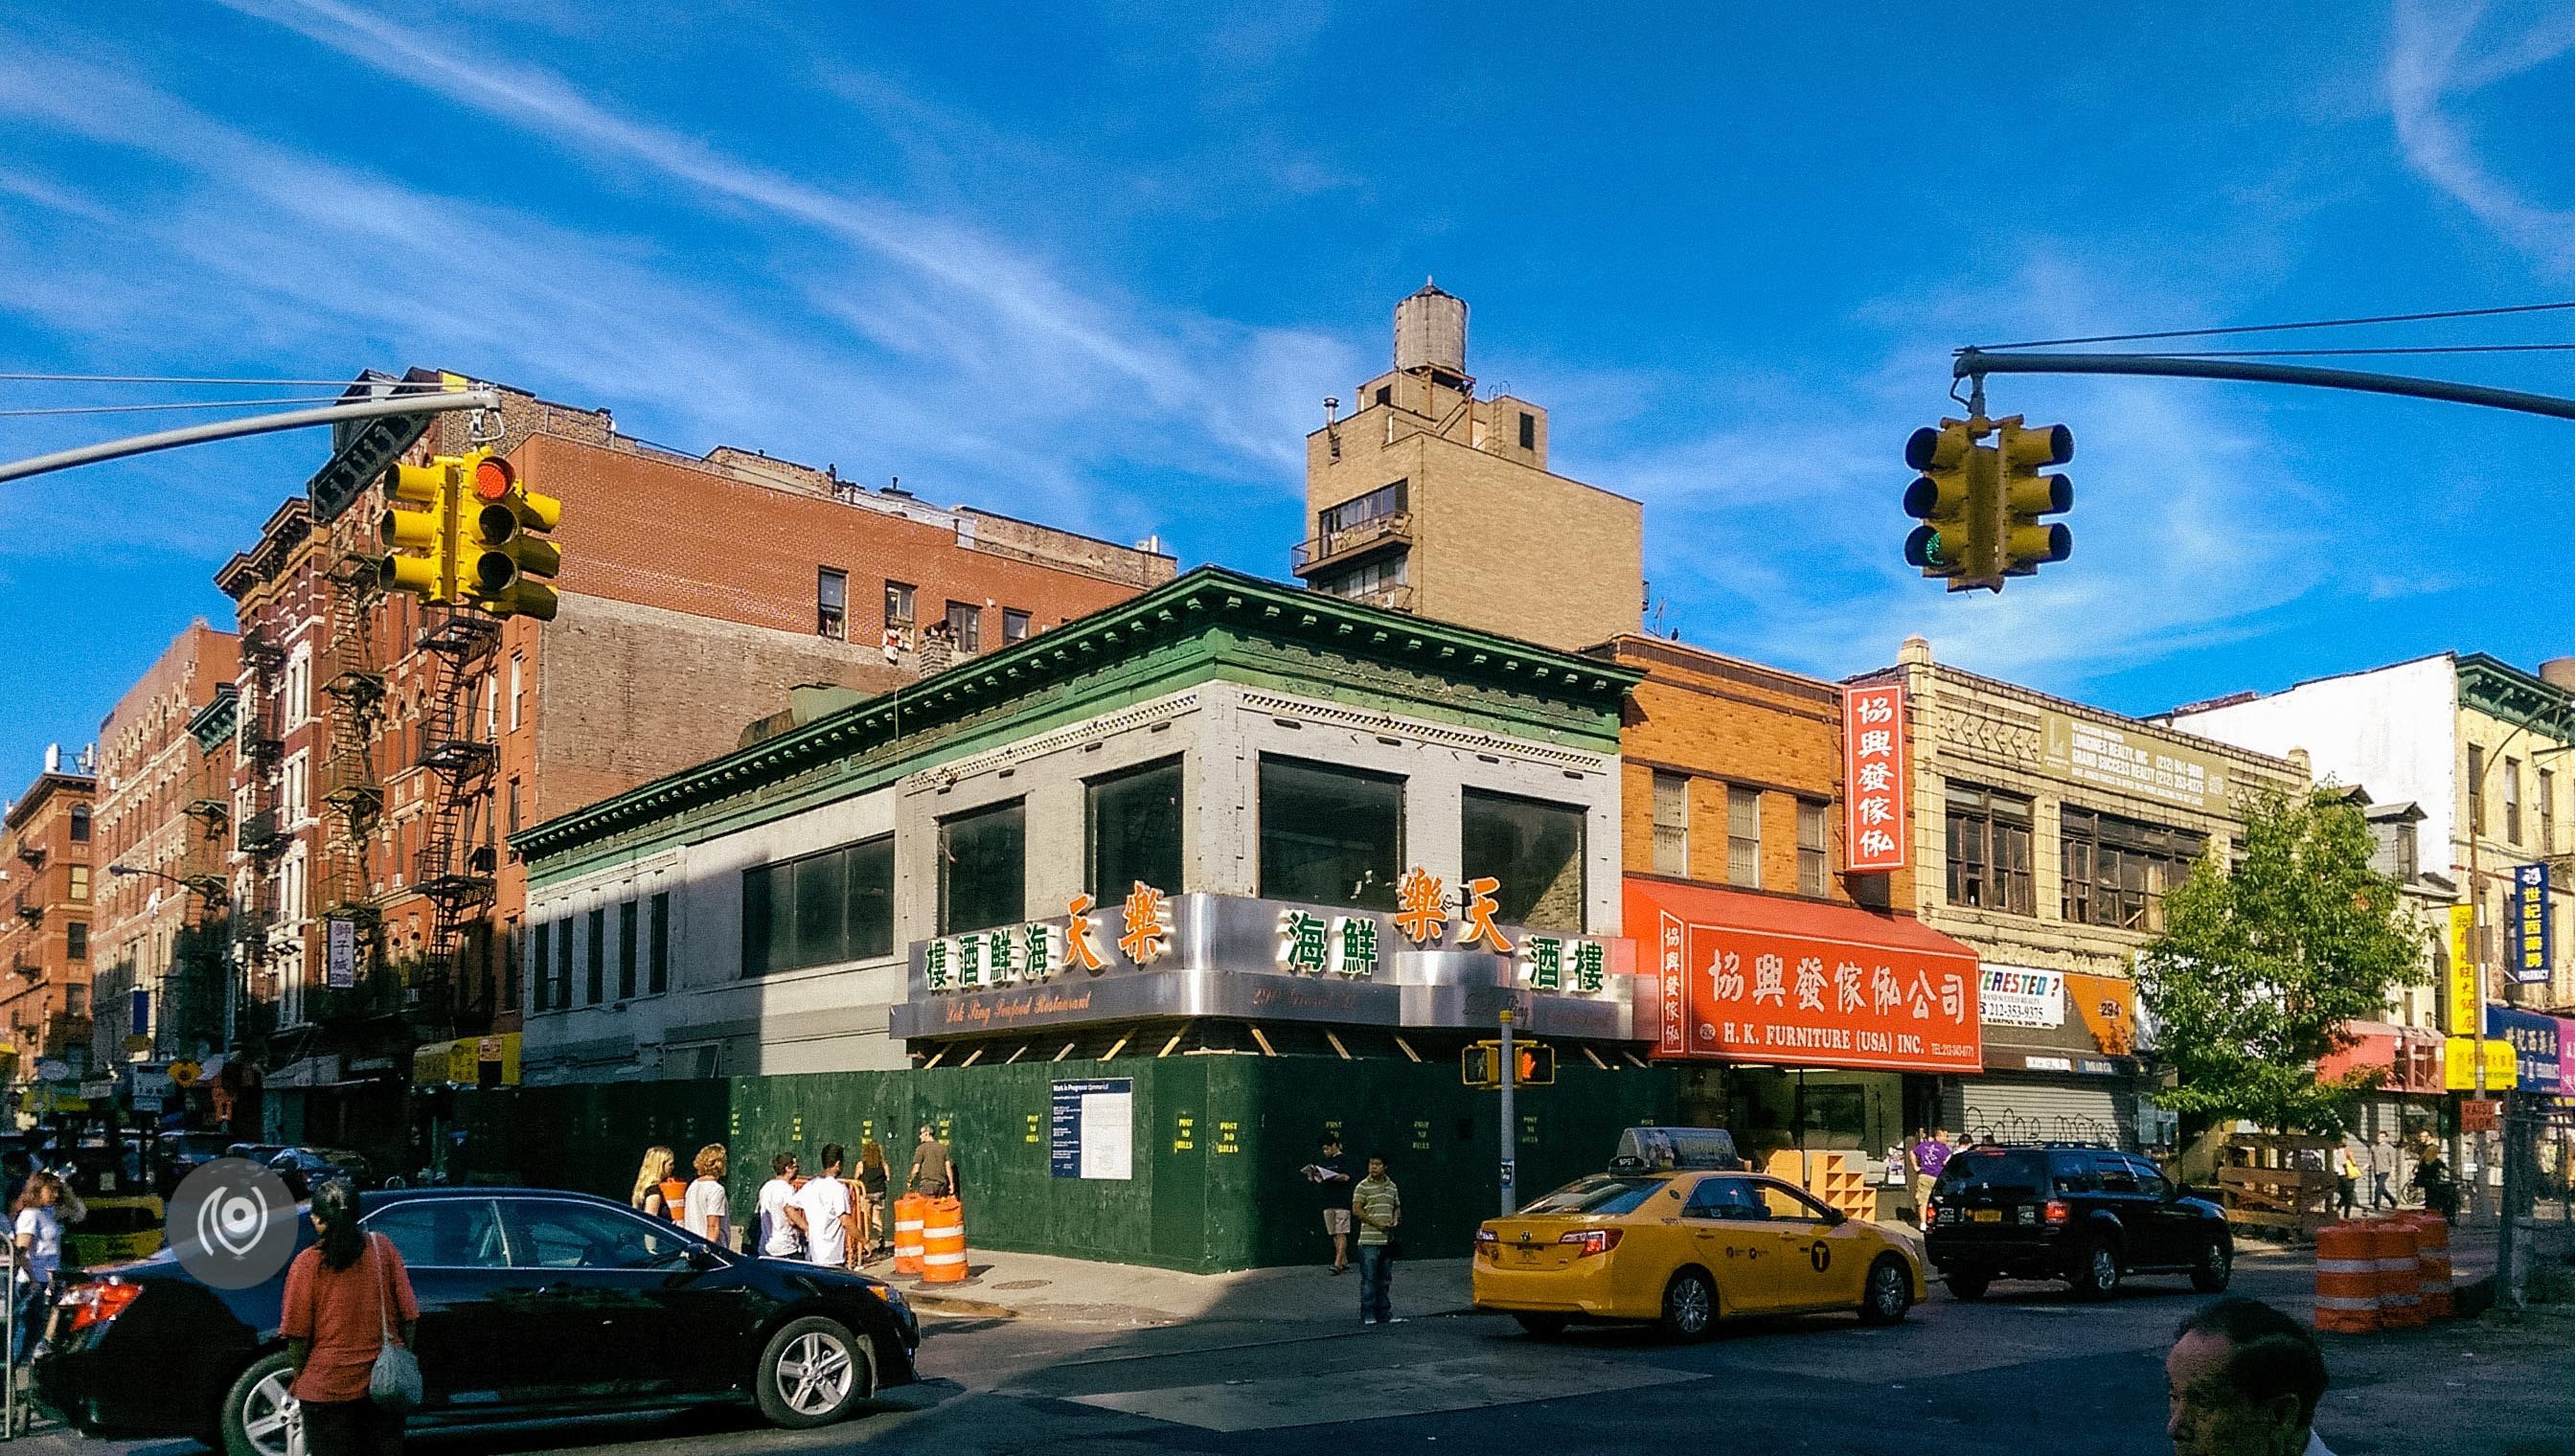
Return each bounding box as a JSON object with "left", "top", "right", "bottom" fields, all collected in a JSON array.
[{"left": 36, "top": 1186, "right": 921, "bottom": 1456}]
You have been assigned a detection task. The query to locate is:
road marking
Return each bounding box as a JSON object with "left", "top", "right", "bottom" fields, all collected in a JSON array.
[{"left": 1068, "top": 1352, "right": 1702, "bottom": 1433}]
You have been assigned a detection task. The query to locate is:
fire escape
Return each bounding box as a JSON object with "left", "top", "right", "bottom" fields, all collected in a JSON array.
[
  {"left": 174, "top": 706, "right": 234, "bottom": 1058},
  {"left": 316, "top": 510, "right": 389, "bottom": 1022},
  {"left": 410, "top": 606, "right": 500, "bottom": 1039},
  {"left": 234, "top": 626, "right": 291, "bottom": 1048}
]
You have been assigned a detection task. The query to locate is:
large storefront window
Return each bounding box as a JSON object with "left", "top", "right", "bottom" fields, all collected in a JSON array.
[
  {"left": 743, "top": 835, "right": 897, "bottom": 974},
  {"left": 1088, "top": 758, "right": 1183, "bottom": 902},
  {"left": 940, "top": 800, "right": 1025, "bottom": 934},
  {"left": 1947, "top": 784, "right": 2033, "bottom": 915},
  {"left": 2061, "top": 808, "right": 2203, "bottom": 931},
  {"left": 1259, "top": 758, "right": 1401, "bottom": 910},
  {"left": 1462, "top": 788, "right": 1585, "bottom": 932}
]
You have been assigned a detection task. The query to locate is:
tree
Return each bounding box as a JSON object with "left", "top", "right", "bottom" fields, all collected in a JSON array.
[{"left": 2135, "top": 787, "right": 2426, "bottom": 1133}]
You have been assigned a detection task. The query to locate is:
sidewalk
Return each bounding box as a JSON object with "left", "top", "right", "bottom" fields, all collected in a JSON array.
[{"left": 897, "top": 1249, "right": 1474, "bottom": 1326}]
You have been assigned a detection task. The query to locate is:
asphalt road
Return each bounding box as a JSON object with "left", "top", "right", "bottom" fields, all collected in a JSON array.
[{"left": 32, "top": 1255, "right": 2574, "bottom": 1456}]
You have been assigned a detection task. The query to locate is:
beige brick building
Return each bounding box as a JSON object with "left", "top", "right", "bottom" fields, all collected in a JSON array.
[{"left": 1294, "top": 284, "right": 1642, "bottom": 652}]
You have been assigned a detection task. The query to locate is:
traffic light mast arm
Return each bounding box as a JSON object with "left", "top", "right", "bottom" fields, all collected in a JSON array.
[
  {"left": 1954, "top": 350, "right": 2575, "bottom": 424},
  {"left": 0, "top": 390, "right": 502, "bottom": 486}
]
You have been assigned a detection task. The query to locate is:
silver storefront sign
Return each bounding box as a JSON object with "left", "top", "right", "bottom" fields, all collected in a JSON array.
[{"left": 889, "top": 892, "right": 1633, "bottom": 1041}]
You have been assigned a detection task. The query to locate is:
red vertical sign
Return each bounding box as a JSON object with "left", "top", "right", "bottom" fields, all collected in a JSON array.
[{"left": 1842, "top": 682, "right": 1909, "bottom": 875}]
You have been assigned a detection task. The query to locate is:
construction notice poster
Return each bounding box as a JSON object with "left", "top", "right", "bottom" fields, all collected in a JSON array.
[{"left": 1049, "top": 1078, "right": 1134, "bottom": 1180}]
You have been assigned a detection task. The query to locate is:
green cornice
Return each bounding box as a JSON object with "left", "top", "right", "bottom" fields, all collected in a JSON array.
[
  {"left": 2458, "top": 652, "right": 2575, "bottom": 741},
  {"left": 513, "top": 567, "right": 1640, "bottom": 876},
  {"left": 187, "top": 686, "right": 239, "bottom": 754}
]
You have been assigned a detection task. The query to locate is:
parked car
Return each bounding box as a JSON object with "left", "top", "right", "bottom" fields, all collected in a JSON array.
[
  {"left": 35, "top": 1187, "right": 920, "bottom": 1456},
  {"left": 1924, "top": 1143, "right": 2232, "bottom": 1300},
  {"left": 261, "top": 1147, "right": 373, "bottom": 1197},
  {"left": 153, "top": 1132, "right": 240, "bottom": 1197}
]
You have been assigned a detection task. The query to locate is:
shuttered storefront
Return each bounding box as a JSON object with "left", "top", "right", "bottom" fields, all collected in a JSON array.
[{"left": 1951, "top": 1072, "right": 2134, "bottom": 1149}]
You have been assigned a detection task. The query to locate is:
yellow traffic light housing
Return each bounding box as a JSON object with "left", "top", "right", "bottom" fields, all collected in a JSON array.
[
  {"left": 378, "top": 456, "right": 460, "bottom": 602},
  {"left": 1461, "top": 1043, "right": 1497, "bottom": 1088},
  {"left": 1515, "top": 1043, "right": 1556, "bottom": 1086},
  {"left": 1903, "top": 421, "right": 1992, "bottom": 585},
  {"left": 457, "top": 451, "right": 563, "bottom": 621},
  {"left": 1994, "top": 416, "right": 2073, "bottom": 578}
]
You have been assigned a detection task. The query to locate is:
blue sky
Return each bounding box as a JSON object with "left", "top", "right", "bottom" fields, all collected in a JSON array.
[{"left": 5, "top": 2, "right": 2573, "bottom": 792}]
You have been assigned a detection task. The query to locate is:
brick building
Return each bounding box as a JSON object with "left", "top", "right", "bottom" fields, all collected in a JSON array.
[
  {"left": 1294, "top": 284, "right": 1643, "bottom": 652},
  {"left": 88, "top": 620, "right": 239, "bottom": 1068},
  {"left": 212, "top": 374, "right": 1173, "bottom": 1157},
  {"left": 0, "top": 753, "right": 99, "bottom": 1084}
]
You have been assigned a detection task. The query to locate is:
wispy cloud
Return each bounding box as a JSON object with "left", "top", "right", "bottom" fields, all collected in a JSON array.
[{"left": 2386, "top": 0, "right": 2575, "bottom": 274}]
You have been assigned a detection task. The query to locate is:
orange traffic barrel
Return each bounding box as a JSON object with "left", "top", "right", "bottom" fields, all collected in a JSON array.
[
  {"left": 892, "top": 1193, "right": 928, "bottom": 1276},
  {"left": 2408, "top": 1212, "right": 2453, "bottom": 1318},
  {"left": 2370, "top": 1221, "right": 2425, "bottom": 1329},
  {"left": 921, "top": 1195, "right": 968, "bottom": 1284},
  {"left": 2313, "top": 1223, "right": 2380, "bottom": 1332}
]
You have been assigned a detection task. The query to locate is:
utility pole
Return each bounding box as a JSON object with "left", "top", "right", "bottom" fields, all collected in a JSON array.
[{"left": 1497, "top": 1006, "right": 1517, "bottom": 1217}]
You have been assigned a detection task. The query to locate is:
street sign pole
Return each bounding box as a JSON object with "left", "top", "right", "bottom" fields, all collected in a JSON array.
[{"left": 1498, "top": 1007, "right": 1517, "bottom": 1217}]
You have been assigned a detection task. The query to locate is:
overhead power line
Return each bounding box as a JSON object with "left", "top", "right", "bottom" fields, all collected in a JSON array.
[
  {"left": 1971, "top": 299, "right": 2575, "bottom": 352},
  {"left": 0, "top": 372, "right": 380, "bottom": 387},
  {"left": 0, "top": 397, "right": 353, "bottom": 419}
]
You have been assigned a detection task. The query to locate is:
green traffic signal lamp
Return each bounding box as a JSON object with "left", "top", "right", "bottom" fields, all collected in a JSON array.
[
  {"left": 1903, "top": 421, "right": 1976, "bottom": 578},
  {"left": 1995, "top": 417, "right": 2074, "bottom": 577}
]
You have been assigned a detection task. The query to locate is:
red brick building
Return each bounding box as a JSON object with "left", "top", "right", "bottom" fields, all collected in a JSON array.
[
  {"left": 0, "top": 755, "right": 99, "bottom": 1083},
  {"left": 214, "top": 374, "right": 1173, "bottom": 1152}
]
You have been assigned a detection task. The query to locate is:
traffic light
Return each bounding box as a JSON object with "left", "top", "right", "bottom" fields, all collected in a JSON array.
[
  {"left": 1994, "top": 417, "right": 2073, "bottom": 578},
  {"left": 1461, "top": 1043, "right": 1497, "bottom": 1088},
  {"left": 457, "top": 450, "right": 562, "bottom": 621},
  {"left": 1515, "top": 1043, "right": 1556, "bottom": 1087},
  {"left": 378, "top": 455, "right": 460, "bottom": 602},
  {"left": 1903, "top": 421, "right": 1987, "bottom": 585}
]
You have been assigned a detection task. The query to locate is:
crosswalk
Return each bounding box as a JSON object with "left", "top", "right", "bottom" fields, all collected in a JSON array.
[{"left": 1064, "top": 1342, "right": 1703, "bottom": 1433}]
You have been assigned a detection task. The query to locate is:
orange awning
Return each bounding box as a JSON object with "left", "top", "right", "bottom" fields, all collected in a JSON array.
[{"left": 1627, "top": 877, "right": 1982, "bottom": 1074}]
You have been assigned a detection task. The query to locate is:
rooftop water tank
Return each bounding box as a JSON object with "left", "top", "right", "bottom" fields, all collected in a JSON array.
[{"left": 1394, "top": 280, "right": 1468, "bottom": 375}]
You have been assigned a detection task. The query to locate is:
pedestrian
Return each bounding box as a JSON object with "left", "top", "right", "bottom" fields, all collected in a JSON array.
[
  {"left": 281, "top": 1180, "right": 419, "bottom": 1456},
  {"left": 2410, "top": 1145, "right": 2456, "bottom": 1224},
  {"left": 1305, "top": 1133, "right": 1355, "bottom": 1273},
  {"left": 11, "top": 1171, "right": 82, "bottom": 1368},
  {"left": 2333, "top": 1143, "right": 2359, "bottom": 1219},
  {"left": 1907, "top": 1127, "right": 1953, "bottom": 1221},
  {"left": 2366, "top": 1132, "right": 2397, "bottom": 1211},
  {"left": 1352, "top": 1153, "right": 1402, "bottom": 1326},
  {"left": 682, "top": 1144, "right": 731, "bottom": 1246},
  {"left": 789, "top": 1144, "right": 855, "bottom": 1270},
  {"left": 2164, "top": 1295, "right": 2334, "bottom": 1456},
  {"left": 907, "top": 1125, "right": 955, "bottom": 1198},
  {"left": 756, "top": 1152, "right": 804, "bottom": 1260},
  {"left": 855, "top": 1140, "right": 892, "bottom": 1261}
]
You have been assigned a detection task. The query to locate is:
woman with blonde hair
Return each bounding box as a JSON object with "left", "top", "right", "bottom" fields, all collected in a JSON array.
[
  {"left": 629, "top": 1147, "right": 678, "bottom": 1220},
  {"left": 682, "top": 1144, "right": 731, "bottom": 1246}
]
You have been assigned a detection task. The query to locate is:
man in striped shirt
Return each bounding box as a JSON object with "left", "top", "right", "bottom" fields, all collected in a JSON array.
[{"left": 1352, "top": 1154, "right": 1403, "bottom": 1326}]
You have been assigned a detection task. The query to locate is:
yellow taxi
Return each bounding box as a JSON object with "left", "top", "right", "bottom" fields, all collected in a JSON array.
[{"left": 1472, "top": 1168, "right": 1926, "bottom": 1339}]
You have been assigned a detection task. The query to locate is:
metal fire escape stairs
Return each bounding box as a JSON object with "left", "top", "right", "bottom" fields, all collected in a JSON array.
[
  {"left": 318, "top": 505, "right": 388, "bottom": 1013},
  {"left": 410, "top": 607, "right": 501, "bottom": 1036}
]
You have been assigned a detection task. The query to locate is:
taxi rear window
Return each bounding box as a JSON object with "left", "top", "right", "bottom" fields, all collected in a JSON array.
[
  {"left": 1520, "top": 1175, "right": 1670, "bottom": 1217},
  {"left": 1937, "top": 1149, "right": 2050, "bottom": 1196}
]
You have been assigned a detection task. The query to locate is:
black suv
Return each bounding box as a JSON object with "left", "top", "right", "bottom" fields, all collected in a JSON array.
[{"left": 1924, "top": 1144, "right": 2231, "bottom": 1300}]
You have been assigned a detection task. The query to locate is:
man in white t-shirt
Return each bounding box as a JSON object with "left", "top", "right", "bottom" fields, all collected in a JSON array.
[
  {"left": 755, "top": 1152, "right": 804, "bottom": 1260},
  {"left": 789, "top": 1144, "right": 855, "bottom": 1269}
]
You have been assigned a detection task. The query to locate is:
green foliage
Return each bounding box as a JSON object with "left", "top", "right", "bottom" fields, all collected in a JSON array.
[{"left": 2135, "top": 787, "right": 2427, "bottom": 1133}]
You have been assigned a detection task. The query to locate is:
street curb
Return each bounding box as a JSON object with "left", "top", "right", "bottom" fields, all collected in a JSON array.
[{"left": 910, "top": 1294, "right": 1021, "bottom": 1319}]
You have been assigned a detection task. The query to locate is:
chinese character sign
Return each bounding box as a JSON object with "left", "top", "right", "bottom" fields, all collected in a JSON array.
[
  {"left": 1842, "top": 683, "right": 1909, "bottom": 875},
  {"left": 2509, "top": 863, "right": 2551, "bottom": 987},
  {"left": 2445, "top": 904, "right": 2479, "bottom": 1034}
]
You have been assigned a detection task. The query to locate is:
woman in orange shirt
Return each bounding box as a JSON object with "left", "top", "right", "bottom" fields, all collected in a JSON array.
[{"left": 280, "top": 1181, "right": 419, "bottom": 1456}]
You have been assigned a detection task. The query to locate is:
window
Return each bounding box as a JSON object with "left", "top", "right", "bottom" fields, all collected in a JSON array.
[
  {"left": 1312, "top": 554, "right": 1407, "bottom": 603},
  {"left": 648, "top": 892, "right": 670, "bottom": 994},
  {"left": 2468, "top": 744, "right": 2487, "bottom": 836},
  {"left": 1681, "top": 1178, "right": 1765, "bottom": 1220},
  {"left": 743, "top": 836, "right": 897, "bottom": 974},
  {"left": 2048, "top": 1152, "right": 2100, "bottom": 1194},
  {"left": 556, "top": 919, "right": 574, "bottom": 1009},
  {"left": 883, "top": 580, "right": 915, "bottom": 626},
  {"left": 508, "top": 655, "right": 523, "bottom": 732},
  {"left": 1462, "top": 789, "right": 1586, "bottom": 931},
  {"left": 2127, "top": 1156, "right": 2172, "bottom": 1201},
  {"left": 2061, "top": 808, "right": 2203, "bottom": 931},
  {"left": 67, "top": 866, "right": 88, "bottom": 902},
  {"left": 483, "top": 674, "right": 496, "bottom": 739},
  {"left": 1651, "top": 771, "right": 1689, "bottom": 876},
  {"left": 2503, "top": 758, "right": 2522, "bottom": 845},
  {"left": 507, "top": 779, "right": 522, "bottom": 833},
  {"left": 1754, "top": 1181, "right": 1835, "bottom": 1224},
  {"left": 1517, "top": 411, "right": 1535, "bottom": 450},
  {"left": 2096, "top": 1157, "right": 2141, "bottom": 1194},
  {"left": 501, "top": 922, "right": 519, "bottom": 1012},
  {"left": 1318, "top": 480, "right": 1406, "bottom": 536},
  {"left": 939, "top": 804, "right": 1021, "bottom": 933},
  {"left": 510, "top": 1201, "right": 691, "bottom": 1271},
  {"left": 1258, "top": 758, "right": 1401, "bottom": 910},
  {"left": 66, "top": 922, "right": 87, "bottom": 960},
  {"left": 1946, "top": 785, "right": 2034, "bottom": 915},
  {"left": 1088, "top": 759, "right": 1183, "bottom": 903},
  {"left": 1726, "top": 786, "right": 1762, "bottom": 889},
  {"left": 2543, "top": 768, "right": 2558, "bottom": 854},
  {"left": 585, "top": 907, "right": 605, "bottom": 1004},
  {"left": 945, "top": 601, "right": 981, "bottom": 652},
  {"left": 617, "top": 900, "right": 638, "bottom": 1000},
  {"left": 2391, "top": 820, "right": 2418, "bottom": 883},
  {"left": 366, "top": 1197, "right": 508, "bottom": 1269},
  {"left": 63, "top": 984, "right": 85, "bottom": 1016},
  {"left": 531, "top": 921, "right": 551, "bottom": 1012},
  {"left": 817, "top": 568, "right": 848, "bottom": 640},
  {"left": 1374, "top": 385, "right": 1391, "bottom": 407},
  {"left": 1002, "top": 608, "right": 1031, "bottom": 644},
  {"left": 68, "top": 806, "right": 89, "bottom": 843},
  {"left": 1797, "top": 801, "right": 1830, "bottom": 898}
]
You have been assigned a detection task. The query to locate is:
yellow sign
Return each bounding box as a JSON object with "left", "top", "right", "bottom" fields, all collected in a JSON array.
[
  {"left": 168, "top": 1059, "right": 203, "bottom": 1087},
  {"left": 2443, "top": 1036, "right": 2517, "bottom": 1091},
  {"left": 2445, "top": 905, "right": 2479, "bottom": 1035}
]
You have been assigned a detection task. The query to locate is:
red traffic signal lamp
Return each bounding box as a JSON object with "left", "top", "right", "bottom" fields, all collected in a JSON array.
[
  {"left": 1515, "top": 1043, "right": 1556, "bottom": 1087},
  {"left": 1462, "top": 1040, "right": 1555, "bottom": 1087},
  {"left": 456, "top": 450, "right": 563, "bottom": 621},
  {"left": 1994, "top": 417, "right": 2073, "bottom": 578}
]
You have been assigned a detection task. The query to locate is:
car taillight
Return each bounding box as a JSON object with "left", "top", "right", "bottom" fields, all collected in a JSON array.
[
  {"left": 1557, "top": 1228, "right": 1623, "bottom": 1257},
  {"left": 2042, "top": 1199, "right": 2071, "bottom": 1226},
  {"left": 61, "top": 1280, "right": 142, "bottom": 1332}
]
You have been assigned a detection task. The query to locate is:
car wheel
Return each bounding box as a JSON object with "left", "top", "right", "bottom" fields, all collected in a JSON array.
[
  {"left": 1513, "top": 1312, "right": 1569, "bottom": 1338},
  {"left": 1858, "top": 1257, "right": 1912, "bottom": 1326},
  {"left": 1659, "top": 1269, "right": 1717, "bottom": 1342},
  {"left": 2070, "top": 1240, "right": 2122, "bottom": 1301},
  {"left": 217, "top": 1352, "right": 298, "bottom": 1456},
  {"left": 1944, "top": 1270, "right": 1991, "bottom": 1301},
  {"left": 2191, "top": 1237, "right": 2234, "bottom": 1293},
  {"left": 754, "top": 1316, "right": 873, "bottom": 1429}
]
